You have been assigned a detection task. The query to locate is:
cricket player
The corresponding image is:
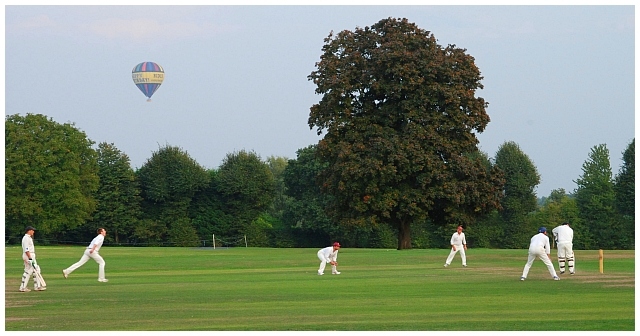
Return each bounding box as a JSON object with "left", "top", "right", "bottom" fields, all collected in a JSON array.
[
  {"left": 317, "top": 242, "right": 341, "bottom": 275},
  {"left": 444, "top": 225, "right": 467, "bottom": 267},
  {"left": 19, "top": 226, "right": 46, "bottom": 292},
  {"left": 63, "top": 228, "right": 108, "bottom": 282},
  {"left": 552, "top": 222, "right": 575, "bottom": 275},
  {"left": 521, "top": 227, "right": 560, "bottom": 281}
]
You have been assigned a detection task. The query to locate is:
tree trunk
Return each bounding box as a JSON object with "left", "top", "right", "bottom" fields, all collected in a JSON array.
[{"left": 397, "top": 221, "right": 412, "bottom": 250}]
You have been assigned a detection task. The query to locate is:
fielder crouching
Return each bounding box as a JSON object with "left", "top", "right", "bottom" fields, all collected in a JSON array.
[{"left": 317, "top": 242, "right": 341, "bottom": 275}]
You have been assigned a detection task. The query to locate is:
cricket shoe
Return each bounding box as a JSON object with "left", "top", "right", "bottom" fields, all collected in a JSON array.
[
  {"left": 332, "top": 271, "right": 341, "bottom": 275},
  {"left": 560, "top": 271, "right": 565, "bottom": 274},
  {"left": 443, "top": 264, "right": 449, "bottom": 267},
  {"left": 553, "top": 276, "right": 560, "bottom": 281},
  {"left": 19, "top": 288, "right": 31, "bottom": 292},
  {"left": 570, "top": 272, "right": 575, "bottom": 275},
  {"left": 317, "top": 272, "right": 324, "bottom": 276},
  {"left": 35, "top": 287, "right": 46, "bottom": 291},
  {"left": 62, "top": 269, "right": 68, "bottom": 279},
  {"left": 463, "top": 265, "right": 467, "bottom": 267},
  {"left": 520, "top": 277, "right": 526, "bottom": 281},
  {"left": 98, "top": 279, "right": 109, "bottom": 282}
]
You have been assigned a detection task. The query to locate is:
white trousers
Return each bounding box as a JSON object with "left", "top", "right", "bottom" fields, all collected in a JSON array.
[
  {"left": 65, "top": 249, "right": 106, "bottom": 280},
  {"left": 556, "top": 242, "right": 575, "bottom": 273},
  {"left": 317, "top": 251, "right": 337, "bottom": 274},
  {"left": 20, "top": 253, "right": 42, "bottom": 289},
  {"left": 445, "top": 245, "right": 466, "bottom": 266},
  {"left": 522, "top": 248, "right": 558, "bottom": 278}
]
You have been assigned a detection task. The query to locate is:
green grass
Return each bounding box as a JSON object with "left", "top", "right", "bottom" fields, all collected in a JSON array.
[{"left": 4, "top": 246, "right": 635, "bottom": 331}]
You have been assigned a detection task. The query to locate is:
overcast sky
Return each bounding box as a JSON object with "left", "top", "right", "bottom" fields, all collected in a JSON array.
[{"left": 4, "top": 5, "right": 635, "bottom": 197}]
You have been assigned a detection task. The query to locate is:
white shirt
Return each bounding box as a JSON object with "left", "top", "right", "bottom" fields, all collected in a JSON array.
[
  {"left": 87, "top": 234, "right": 105, "bottom": 252},
  {"left": 22, "top": 234, "right": 35, "bottom": 258},
  {"left": 529, "top": 233, "right": 551, "bottom": 254},
  {"left": 450, "top": 232, "right": 466, "bottom": 246},
  {"left": 318, "top": 246, "right": 339, "bottom": 263},
  {"left": 552, "top": 225, "right": 573, "bottom": 244}
]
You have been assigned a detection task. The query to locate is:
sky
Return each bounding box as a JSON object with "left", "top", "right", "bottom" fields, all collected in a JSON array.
[{"left": 3, "top": 4, "right": 636, "bottom": 198}]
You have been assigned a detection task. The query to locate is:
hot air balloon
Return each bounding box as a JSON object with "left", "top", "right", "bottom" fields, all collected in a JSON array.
[{"left": 132, "top": 62, "right": 164, "bottom": 101}]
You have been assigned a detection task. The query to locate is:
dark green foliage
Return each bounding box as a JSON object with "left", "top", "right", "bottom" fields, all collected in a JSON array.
[
  {"left": 136, "top": 145, "right": 209, "bottom": 246},
  {"left": 308, "top": 18, "right": 503, "bottom": 249},
  {"left": 467, "top": 211, "right": 503, "bottom": 248},
  {"left": 137, "top": 145, "right": 210, "bottom": 203},
  {"left": 168, "top": 218, "right": 200, "bottom": 247},
  {"left": 132, "top": 219, "right": 169, "bottom": 246},
  {"left": 282, "top": 145, "right": 340, "bottom": 247},
  {"left": 530, "top": 189, "right": 591, "bottom": 249},
  {"left": 614, "top": 139, "right": 634, "bottom": 217},
  {"left": 212, "top": 151, "right": 276, "bottom": 237},
  {"left": 574, "top": 144, "right": 619, "bottom": 249},
  {"left": 88, "top": 142, "right": 142, "bottom": 244},
  {"left": 613, "top": 139, "right": 634, "bottom": 249},
  {"left": 5, "top": 113, "right": 99, "bottom": 241},
  {"left": 494, "top": 141, "right": 541, "bottom": 248}
]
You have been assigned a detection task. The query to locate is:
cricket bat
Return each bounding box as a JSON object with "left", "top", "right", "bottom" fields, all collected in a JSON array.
[{"left": 34, "top": 266, "right": 47, "bottom": 288}]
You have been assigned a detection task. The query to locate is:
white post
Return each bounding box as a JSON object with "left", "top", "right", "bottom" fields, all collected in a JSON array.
[
  {"left": 244, "top": 235, "right": 248, "bottom": 248},
  {"left": 213, "top": 234, "right": 216, "bottom": 250}
]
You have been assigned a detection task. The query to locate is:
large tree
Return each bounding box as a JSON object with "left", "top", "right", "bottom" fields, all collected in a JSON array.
[
  {"left": 574, "top": 144, "right": 618, "bottom": 249},
  {"left": 213, "top": 150, "right": 276, "bottom": 242},
  {"left": 5, "top": 113, "right": 99, "bottom": 240},
  {"left": 494, "top": 141, "right": 540, "bottom": 248},
  {"left": 613, "top": 139, "right": 634, "bottom": 249},
  {"left": 89, "top": 142, "right": 142, "bottom": 244},
  {"left": 614, "top": 139, "right": 634, "bottom": 217},
  {"left": 136, "top": 145, "right": 209, "bottom": 246},
  {"left": 307, "top": 18, "right": 503, "bottom": 249}
]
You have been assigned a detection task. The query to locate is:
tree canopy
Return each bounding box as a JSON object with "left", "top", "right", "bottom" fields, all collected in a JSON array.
[{"left": 308, "top": 17, "right": 503, "bottom": 249}]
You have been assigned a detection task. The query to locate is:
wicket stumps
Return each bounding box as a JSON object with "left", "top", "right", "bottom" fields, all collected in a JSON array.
[{"left": 599, "top": 249, "right": 604, "bottom": 274}]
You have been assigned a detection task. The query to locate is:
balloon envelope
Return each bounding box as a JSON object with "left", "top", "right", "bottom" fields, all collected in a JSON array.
[{"left": 132, "top": 62, "right": 164, "bottom": 99}]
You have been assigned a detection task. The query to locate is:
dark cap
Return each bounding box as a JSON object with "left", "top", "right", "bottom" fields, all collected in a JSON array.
[
  {"left": 333, "top": 242, "right": 341, "bottom": 247},
  {"left": 538, "top": 227, "right": 547, "bottom": 233},
  {"left": 562, "top": 222, "right": 570, "bottom": 225},
  {"left": 25, "top": 226, "right": 36, "bottom": 232}
]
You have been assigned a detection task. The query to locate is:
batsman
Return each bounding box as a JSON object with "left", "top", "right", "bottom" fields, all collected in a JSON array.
[
  {"left": 19, "top": 226, "right": 46, "bottom": 292},
  {"left": 552, "top": 222, "right": 575, "bottom": 275}
]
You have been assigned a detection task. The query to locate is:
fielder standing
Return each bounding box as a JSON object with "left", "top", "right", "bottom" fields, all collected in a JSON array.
[
  {"left": 521, "top": 227, "right": 560, "bottom": 281},
  {"left": 63, "top": 228, "right": 108, "bottom": 282},
  {"left": 552, "top": 222, "right": 575, "bottom": 275},
  {"left": 317, "top": 242, "right": 341, "bottom": 275},
  {"left": 444, "top": 225, "right": 467, "bottom": 267},
  {"left": 19, "top": 226, "right": 46, "bottom": 292}
]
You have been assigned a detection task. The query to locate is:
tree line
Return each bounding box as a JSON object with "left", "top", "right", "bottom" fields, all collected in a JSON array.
[
  {"left": 5, "top": 113, "right": 634, "bottom": 250},
  {"left": 5, "top": 18, "right": 634, "bottom": 250}
]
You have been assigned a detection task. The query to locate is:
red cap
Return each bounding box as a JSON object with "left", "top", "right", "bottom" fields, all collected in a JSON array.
[{"left": 333, "top": 242, "right": 341, "bottom": 247}]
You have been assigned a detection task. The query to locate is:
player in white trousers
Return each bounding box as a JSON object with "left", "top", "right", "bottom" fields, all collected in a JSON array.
[
  {"left": 317, "top": 242, "right": 341, "bottom": 275},
  {"left": 444, "top": 225, "right": 467, "bottom": 267},
  {"left": 521, "top": 227, "right": 560, "bottom": 281},
  {"left": 19, "top": 226, "right": 46, "bottom": 292},
  {"left": 552, "top": 222, "right": 575, "bottom": 275},
  {"left": 63, "top": 228, "right": 108, "bottom": 282}
]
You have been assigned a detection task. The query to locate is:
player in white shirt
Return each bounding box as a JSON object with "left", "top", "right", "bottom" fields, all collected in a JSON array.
[
  {"left": 317, "top": 242, "right": 341, "bottom": 275},
  {"left": 552, "top": 222, "right": 575, "bottom": 275},
  {"left": 521, "top": 227, "right": 560, "bottom": 281},
  {"left": 444, "top": 225, "right": 467, "bottom": 267},
  {"left": 62, "top": 228, "right": 108, "bottom": 282},
  {"left": 19, "top": 226, "right": 46, "bottom": 292}
]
